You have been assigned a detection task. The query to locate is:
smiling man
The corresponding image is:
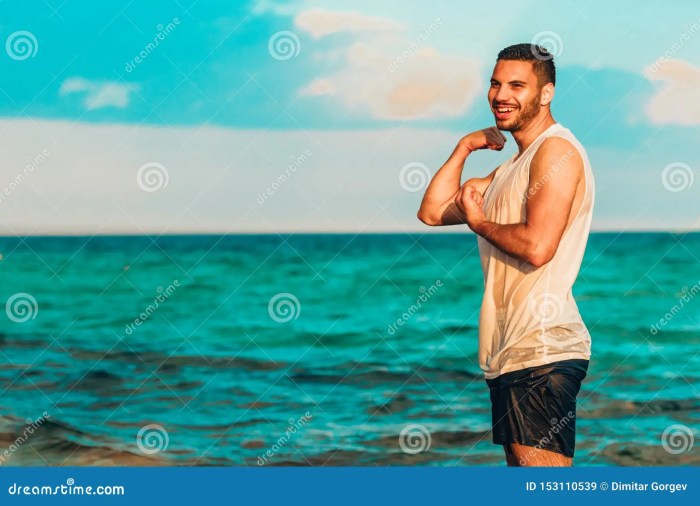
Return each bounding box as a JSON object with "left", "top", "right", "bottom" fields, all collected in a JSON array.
[{"left": 417, "top": 43, "right": 595, "bottom": 466}]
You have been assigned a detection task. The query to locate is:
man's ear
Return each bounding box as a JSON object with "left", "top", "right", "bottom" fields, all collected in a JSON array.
[{"left": 540, "top": 83, "right": 555, "bottom": 106}]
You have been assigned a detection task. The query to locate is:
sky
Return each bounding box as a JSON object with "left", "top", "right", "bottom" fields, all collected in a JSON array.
[{"left": 1, "top": 0, "right": 699, "bottom": 234}]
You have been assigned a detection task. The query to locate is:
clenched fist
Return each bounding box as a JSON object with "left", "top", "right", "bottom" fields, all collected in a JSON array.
[
  {"left": 458, "top": 126, "right": 507, "bottom": 153},
  {"left": 455, "top": 183, "right": 487, "bottom": 232}
]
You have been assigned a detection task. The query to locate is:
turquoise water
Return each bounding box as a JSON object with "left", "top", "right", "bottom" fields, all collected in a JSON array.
[{"left": 0, "top": 233, "right": 699, "bottom": 466}]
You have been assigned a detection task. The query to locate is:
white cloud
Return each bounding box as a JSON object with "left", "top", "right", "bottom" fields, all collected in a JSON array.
[
  {"left": 59, "top": 77, "right": 138, "bottom": 110},
  {"left": 294, "top": 8, "right": 403, "bottom": 39},
  {"left": 295, "top": 9, "right": 481, "bottom": 121},
  {"left": 300, "top": 42, "right": 482, "bottom": 121},
  {"left": 643, "top": 59, "right": 700, "bottom": 125}
]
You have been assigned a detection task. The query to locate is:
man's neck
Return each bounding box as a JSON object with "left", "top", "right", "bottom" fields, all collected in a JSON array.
[{"left": 512, "top": 114, "right": 557, "bottom": 155}]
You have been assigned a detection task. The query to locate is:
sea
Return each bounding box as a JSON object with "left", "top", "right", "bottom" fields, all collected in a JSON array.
[{"left": 1, "top": 232, "right": 699, "bottom": 466}]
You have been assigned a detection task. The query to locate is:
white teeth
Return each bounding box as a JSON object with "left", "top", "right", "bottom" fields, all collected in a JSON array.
[{"left": 497, "top": 107, "right": 514, "bottom": 113}]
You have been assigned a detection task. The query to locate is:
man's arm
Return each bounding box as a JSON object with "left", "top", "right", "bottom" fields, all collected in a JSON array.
[
  {"left": 458, "top": 136, "right": 582, "bottom": 267},
  {"left": 417, "top": 127, "right": 506, "bottom": 226}
]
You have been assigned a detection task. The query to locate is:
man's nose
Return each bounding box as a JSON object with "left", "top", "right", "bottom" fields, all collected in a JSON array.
[{"left": 494, "top": 86, "right": 510, "bottom": 103}]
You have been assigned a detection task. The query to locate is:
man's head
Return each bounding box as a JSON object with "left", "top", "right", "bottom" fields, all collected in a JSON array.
[{"left": 488, "top": 43, "right": 556, "bottom": 132}]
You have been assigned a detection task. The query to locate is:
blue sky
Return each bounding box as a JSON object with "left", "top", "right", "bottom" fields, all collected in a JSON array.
[{"left": 1, "top": 0, "right": 699, "bottom": 234}]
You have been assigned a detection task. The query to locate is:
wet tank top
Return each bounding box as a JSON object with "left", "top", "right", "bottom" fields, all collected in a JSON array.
[{"left": 476, "top": 123, "right": 595, "bottom": 379}]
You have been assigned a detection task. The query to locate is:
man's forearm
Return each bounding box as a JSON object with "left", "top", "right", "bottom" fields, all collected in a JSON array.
[
  {"left": 473, "top": 220, "right": 541, "bottom": 266},
  {"left": 417, "top": 143, "right": 471, "bottom": 223}
]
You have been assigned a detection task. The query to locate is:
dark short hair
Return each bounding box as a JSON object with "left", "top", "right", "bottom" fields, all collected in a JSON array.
[{"left": 497, "top": 43, "right": 556, "bottom": 87}]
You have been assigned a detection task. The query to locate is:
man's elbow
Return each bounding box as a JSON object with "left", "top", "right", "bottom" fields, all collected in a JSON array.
[
  {"left": 417, "top": 211, "right": 440, "bottom": 226},
  {"left": 527, "top": 243, "right": 556, "bottom": 268}
]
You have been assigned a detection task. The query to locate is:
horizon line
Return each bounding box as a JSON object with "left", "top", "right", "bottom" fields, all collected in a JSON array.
[{"left": 1, "top": 229, "right": 698, "bottom": 238}]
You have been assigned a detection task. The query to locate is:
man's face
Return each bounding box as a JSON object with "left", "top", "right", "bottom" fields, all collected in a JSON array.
[{"left": 488, "top": 60, "right": 543, "bottom": 132}]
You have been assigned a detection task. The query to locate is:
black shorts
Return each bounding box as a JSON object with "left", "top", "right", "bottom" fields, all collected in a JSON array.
[{"left": 485, "top": 359, "right": 589, "bottom": 458}]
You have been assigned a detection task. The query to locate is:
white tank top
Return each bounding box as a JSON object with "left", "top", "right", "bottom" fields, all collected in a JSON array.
[{"left": 476, "top": 123, "right": 595, "bottom": 379}]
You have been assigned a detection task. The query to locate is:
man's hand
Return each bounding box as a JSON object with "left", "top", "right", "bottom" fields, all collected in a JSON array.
[
  {"left": 464, "top": 136, "right": 584, "bottom": 267},
  {"left": 416, "top": 126, "right": 505, "bottom": 227},
  {"left": 454, "top": 183, "right": 486, "bottom": 232},
  {"left": 458, "top": 127, "right": 507, "bottom": 153}
]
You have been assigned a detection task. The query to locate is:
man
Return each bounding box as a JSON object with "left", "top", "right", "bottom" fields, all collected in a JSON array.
[{"left": 417, "top": 43, "right": 595, "bottom": 467}]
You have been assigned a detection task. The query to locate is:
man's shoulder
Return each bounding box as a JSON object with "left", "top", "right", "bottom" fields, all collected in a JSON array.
[
  {"left": 543, "top": 125, "right": 587, "bottom": 157},
  {"left": 532, "top": 135, "right": 584, "bottom": 175}
]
